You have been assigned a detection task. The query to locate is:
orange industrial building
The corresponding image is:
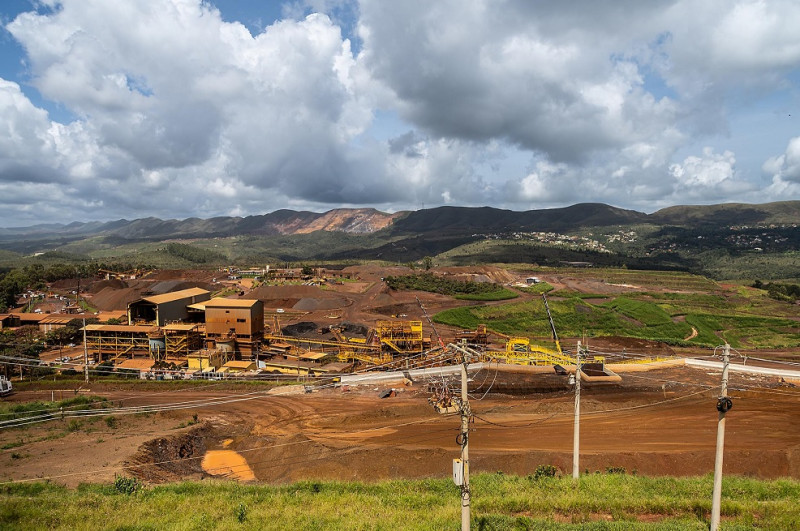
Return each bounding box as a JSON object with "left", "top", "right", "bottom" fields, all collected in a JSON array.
[{"left": 202, "top": 297, "right": 264, "bottom": 356}]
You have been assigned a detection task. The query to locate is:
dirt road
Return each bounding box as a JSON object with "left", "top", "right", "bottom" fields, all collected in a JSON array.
[{"left": 3, "top": 366, "right": 799, "bottom": 486}]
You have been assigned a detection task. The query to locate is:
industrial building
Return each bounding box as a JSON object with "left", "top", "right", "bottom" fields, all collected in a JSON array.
[
  {"left": 127, "top": 288, "right": 210, "bottom": 326},
  {"left": 187, "top": 349, "right": 228, "bottom": 372},
  {"left": 74, "top": 286, "right": 439, "bottom": 377},
  {"left": 203, "top": 297, "right": 264, "bottom": 357}
]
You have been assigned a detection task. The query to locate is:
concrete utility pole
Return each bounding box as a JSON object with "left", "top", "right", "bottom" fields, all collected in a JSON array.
[
  {"left": 459, "top": 358, "right": 471, "bottom": 531},
  {"left": 711, "top": 344, "right": 732, "bottom": 531},
  {"left": 83, "top": 317, "right": 89, "bottom": 384},
  {"left": 573, "top": 341, "right": 582, "bottom": 480}
]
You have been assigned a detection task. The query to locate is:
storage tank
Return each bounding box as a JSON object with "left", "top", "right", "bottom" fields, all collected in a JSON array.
[
  {"left": 216, "top": 339, "right": 235, "bottom": 354},
  {"left": 148, "top": 334, "right": 166, "bottom": 358}
]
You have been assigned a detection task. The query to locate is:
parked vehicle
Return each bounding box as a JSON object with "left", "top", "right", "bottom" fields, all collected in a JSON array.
[{"left": 0, "top": 376, "right": 12, "bottom": 396}]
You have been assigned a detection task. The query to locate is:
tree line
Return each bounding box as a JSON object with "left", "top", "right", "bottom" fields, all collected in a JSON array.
[
  {"left": 0, "top": 262, "right": 141, "bottom": 312},
  {"left": 384, "top": 272, "right": 505, "bottom": 295},
  {"left": 752, "top": 280, "right": 800, "bottom": 303}
]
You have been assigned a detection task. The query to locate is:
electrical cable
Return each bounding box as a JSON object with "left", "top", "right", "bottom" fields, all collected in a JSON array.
[
  {"left": 1, "top": 344, "right": 468, "bottom": 428},
  {"left": 472, "top": 411, "right": 558, "bottom": 429},
  {"left": 0, "top": 379, "right": 348, "bottom": 429},
  {"left": 468, "top": 364, "right": 499, "bottom": 401},
  {"left": 582, "top": 387, "right": 712, "bottom": 416}
]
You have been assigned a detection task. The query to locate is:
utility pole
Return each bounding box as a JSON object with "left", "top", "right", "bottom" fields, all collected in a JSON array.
[
  {"left": 443, "top": 344, "right": 476, "bottom": 530},
  {"left": 83, "top": 317, "right": 89, "bottom": 384},
  {"left": 573, "top": 341, "right": 582, "bottom": 480},
  {"left": 459, "top": 357, "right": 471, "bottom": 531},
  {"left": 711, "top": 344, "right": 732, "bottom": 531}
]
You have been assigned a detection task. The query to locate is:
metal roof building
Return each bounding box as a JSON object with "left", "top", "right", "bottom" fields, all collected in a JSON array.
[
  {"left": 204, "top": 297, "right": 264, "bottom": 356},
  {"left": 127, "top": 288, "right": 210, "bottom": 326}
]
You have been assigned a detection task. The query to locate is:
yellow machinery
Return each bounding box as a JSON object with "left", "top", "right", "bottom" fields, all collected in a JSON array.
[
  {"left": 478, "top": 293, "right": 594, "bottom": 367},
  {"left": 376, "top": 320, "right": 425, "bottom": 354},
  {"left": 261, "top": 331, "right": 389, "bottom": 365},
  {"left": 483, "top": 337, "right": 576, "bottom": 366},
  {"left": 454, "top": 324, "right": 488, "bottom": 344},
  {"left": 280, "top": 320, "right": 428, "bottom": 367},
  {"left": 329, "top": 326, "right": 391, "bottom": 365}
]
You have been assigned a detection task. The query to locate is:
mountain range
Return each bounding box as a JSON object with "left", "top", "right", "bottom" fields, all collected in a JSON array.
[
  {"left": 0, "top": 201, "right": 798, "bottom": 280},
  {"left": 1, "top": 201, "right": 797, "bottom": 242}
]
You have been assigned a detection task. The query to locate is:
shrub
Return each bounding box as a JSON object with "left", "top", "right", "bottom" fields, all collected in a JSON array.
[
  {"left": 531, "top": 464, "right": 558, "bottom": 480},
  {"left": 236, "top": 503, "right": 247, "bottom": 523},
  {"left": 385, "top": 272, "right": 508, "bottom": 296},
  {"left": 113, "top": 475, "right": 141, "bottom": 495}
]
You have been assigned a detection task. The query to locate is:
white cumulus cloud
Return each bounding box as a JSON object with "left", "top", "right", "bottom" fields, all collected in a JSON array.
[{"left": 0, "top": 0, "right": 798, "bottom": 224}]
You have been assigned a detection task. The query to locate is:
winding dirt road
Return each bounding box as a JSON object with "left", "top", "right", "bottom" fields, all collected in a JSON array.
[{"left": 3, "top": 366, "right": 800, "bottom": 486}]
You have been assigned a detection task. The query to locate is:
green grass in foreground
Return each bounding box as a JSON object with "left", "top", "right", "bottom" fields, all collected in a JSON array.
[
  {"left": 0, "top": 395, "right": 107, "bottom": 422},
  {"left": 2, "top": 473, "right": 799, "bottom": 530}
]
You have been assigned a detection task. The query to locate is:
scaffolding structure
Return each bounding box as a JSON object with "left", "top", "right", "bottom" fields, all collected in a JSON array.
[
  {"left": 163, "top": 324, "right": 204, "bottom": 358},
  {"left": 84, "top": 324, "right": 205, "bottom": 362},
  {"left": 83, "top": 324, "right": 157, "bottom": 361},
  {"left": 376, "top": 320, "right": 425, "bottom": 354}
]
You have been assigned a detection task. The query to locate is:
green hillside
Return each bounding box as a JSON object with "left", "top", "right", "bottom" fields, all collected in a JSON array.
[{"left": 434, "top": 275, "right": 800, "bottom": 349}]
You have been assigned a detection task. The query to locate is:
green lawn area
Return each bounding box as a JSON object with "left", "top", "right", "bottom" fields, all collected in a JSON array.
[
  {"left": 2, "top": 473, "right": 799, "bottom": 530},
  {"left": 517, "top": 281, "right": 555, "bottom": 294},
  {"left": 454, "top": 288, "right": 519, "bottom": 301}
]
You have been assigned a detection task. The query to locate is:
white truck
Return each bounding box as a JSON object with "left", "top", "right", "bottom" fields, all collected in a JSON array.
[{"left": 0, "top": 375, "right": 12, "bottom": 396}]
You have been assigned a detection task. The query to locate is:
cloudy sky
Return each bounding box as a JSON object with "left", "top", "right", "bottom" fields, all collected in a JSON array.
[{"left": 1, "top": 0, "right": 799, "bottom": 226}]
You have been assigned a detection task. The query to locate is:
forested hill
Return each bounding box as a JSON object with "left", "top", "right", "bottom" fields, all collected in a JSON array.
[
  {"left": 0, "top": 201, "right": 797, "bottom": 281},
  {"left": 389, "top": 203, "right": 649, "bottom": 234},
  {"left": 1, "top": 201, "right": 796, "bottom": 243}
]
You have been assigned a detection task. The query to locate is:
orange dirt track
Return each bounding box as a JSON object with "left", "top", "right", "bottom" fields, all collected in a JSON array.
[
  {"left": 3, "top": 366, "right": 799, "bottom": 486},
  {"left": 6, "top": 265, "right": 800, "bottom": 486}
]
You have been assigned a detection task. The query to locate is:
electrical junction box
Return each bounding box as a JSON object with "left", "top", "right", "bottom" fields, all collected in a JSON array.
[{"left": 453, "top": 458, "right": 464, "bottom": 486}]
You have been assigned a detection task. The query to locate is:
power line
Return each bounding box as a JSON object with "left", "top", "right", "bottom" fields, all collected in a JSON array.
[
  {"left": 0, "top": 381, "right": 344, "bottom": 429},
  {"left": 472, "top": 411, "right": 558, "bottom": 429},
  {"left": 1, "top": 346, "right": 467, "bottom": 428}
]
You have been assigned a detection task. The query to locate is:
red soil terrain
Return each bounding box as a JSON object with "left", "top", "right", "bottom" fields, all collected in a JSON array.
[
  {"left": 2, "top": 366, "right": 798, "bottom": 487},
  {"left": 6, "top": 265, "right": 798, "bottom": 487}
]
